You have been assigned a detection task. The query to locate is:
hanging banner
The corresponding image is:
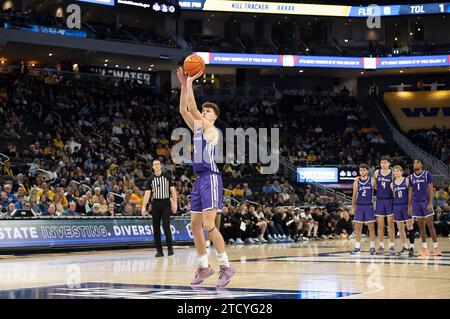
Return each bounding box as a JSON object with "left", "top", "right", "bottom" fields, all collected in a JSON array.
[{"left": 383, "top": 90, "right": 450, "bottom": 132}]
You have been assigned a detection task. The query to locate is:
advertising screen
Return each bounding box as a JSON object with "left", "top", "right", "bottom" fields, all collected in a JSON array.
[{"left": 296, "top": 167, "right": 339, "bottom": 184}]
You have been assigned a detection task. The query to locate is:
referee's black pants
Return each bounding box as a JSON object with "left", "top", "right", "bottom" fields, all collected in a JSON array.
[{"left": 151, "top": 199, "right": 173, "bottom": 252}]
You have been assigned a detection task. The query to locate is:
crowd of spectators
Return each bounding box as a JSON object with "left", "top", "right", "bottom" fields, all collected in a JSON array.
[
  {"left": 0, "top": 69, "right": 448, "bottom": 243},
  {"left": 407, "top": 127, "right": 450, "bottom": 165}
]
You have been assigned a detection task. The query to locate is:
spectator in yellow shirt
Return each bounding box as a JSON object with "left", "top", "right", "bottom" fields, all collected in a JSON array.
[
  {"left": 233, "top": 184, "right": 244, "bottom": 198},
  {"left": 307, "top": 151, "right": 317, "bottom": 163},
  {"left": 53, "top": 133, "right": 64, "bottom": 149},
  {"left": 37, "top": 183, "right": 55, "bottom": 201}
]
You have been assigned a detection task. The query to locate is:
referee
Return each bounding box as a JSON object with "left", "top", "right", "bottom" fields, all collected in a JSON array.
[{"left": 141, "top": 159, "right": 178, "bottom": 257}]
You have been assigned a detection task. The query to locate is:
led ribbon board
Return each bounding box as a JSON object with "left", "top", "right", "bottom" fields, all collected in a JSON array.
[
  {"left": 179, "top": 1, "right": 450, "bottom": 17},
  {"left": 195, "top": 52, "right": 450, "bottom": 69}
]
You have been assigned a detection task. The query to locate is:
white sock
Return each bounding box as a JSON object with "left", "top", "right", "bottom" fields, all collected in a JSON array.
[
  {"left": 198, "top": 254, "right": 209, "bottom": 268},
  {"left": 433, "top": 242, "right": 439, "bottom": 249},
  {"left": 370, "top": 241, "right": 375, "bottom": 249},
  {"left": 409, "top": 243, "right": 414, "bottom": 249},
  {"left": 355, "top": 242, "right": 361, "bottom": 249},
  {"left": 216, "top": 251, "right": 230, "bottom": 267},
  {"left": 379, "top": 242, "right": 384, "bottom": 248},
  {"left": 389, "top": 242, "right": 395, "bottom": 248},
  {"left": 422, "top": 242, "right": 428, "bottom": 250}
]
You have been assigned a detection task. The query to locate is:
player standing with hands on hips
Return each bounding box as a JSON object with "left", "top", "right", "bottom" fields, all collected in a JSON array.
[
  {"left": 176, "top": 58, "right": 235, "bottom": 288},
  {"left": 141, "top": 159, "right": 178, "bottom": 257}
]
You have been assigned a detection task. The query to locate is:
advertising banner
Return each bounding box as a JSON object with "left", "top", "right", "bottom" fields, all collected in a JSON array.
[
  {"left": 376, "top": 55, "right": 450, "bottom": 69},
  {"left": 88, "top": 66, "right": 156, "bottom": 86},
  {"left": 77, "top": 0, "right": 115, "bottom": 6},
  {"left": 3, "top": 23, "right": 87, "bottom": 38},
  {"left": 383, "top": 90, "right": 450, "bottom": 132},
  {"left": 296, "top": 167, "right": 339, "bottom": 184},
  {"left": 0, "top": 218, "right": 194, "bottom": 250},
  {"left": 297, "top": 56, "right": 363, "bottom": 69}
]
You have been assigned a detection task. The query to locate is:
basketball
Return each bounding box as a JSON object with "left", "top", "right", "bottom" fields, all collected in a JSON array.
[{"left": 183, "top": 54, "right": 205, "bottom": 77}]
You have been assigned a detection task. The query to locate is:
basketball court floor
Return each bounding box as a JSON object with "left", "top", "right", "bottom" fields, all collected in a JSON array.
[{"left": 1, "top": 239, "right": 449, "bottom": 299}]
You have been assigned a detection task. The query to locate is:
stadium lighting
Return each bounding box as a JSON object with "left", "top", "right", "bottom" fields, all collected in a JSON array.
[
  {"left": 104, "top": 64, "right": 107, "bottom": 66},
  {"left": 418, "top": 28, "right": 421, "bottom": 31},
  {"left": 344, "top": 39, "right": 348, "bottom": 43},
  {"left": 394, "top": 37, "right": 398, "bottom": 41},
  {"left": 148, "top": 68, "right": 152, "bottom": 71},
  {"left": 115, "top": 64, "right": 119, "bottom": 68},
  {"left": 105, "top": 59, "right": 109, "bottom": 62},
  {"left": 360, "top": 71, "right": 364, "bottom": 75},
  {"left": 299, "top": 70, "right": 304, "bottom": 73},
  {"left": 126, "top": 66, "right": 130, "bottom": 69},
  {"left": 150, "top": 64, "right": 154, "bottom": 67},
  {"left": 410, "top": 32, "right": 413, "bottom": 36},
  {"left": 400, "top": 70, "right": 404, "bottom": 73},
  {"left": 48, "top": 53, "right": 53, "bottom": 56},
  {"left": 138, "top": 67, "right": 141, "bottom": 70}
]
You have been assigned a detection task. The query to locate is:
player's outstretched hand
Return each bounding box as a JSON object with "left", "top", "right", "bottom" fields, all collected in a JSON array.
[
  {"left": 176, "top": 67, "right": 187, "bottom": 86},
  {"left": 187, "top": 70, "right": 204, "bottom": 82}
]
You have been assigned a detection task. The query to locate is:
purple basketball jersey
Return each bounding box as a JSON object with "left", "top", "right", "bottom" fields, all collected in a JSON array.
[
  {"left": 392, "top": 177, "right": 408, "bottom": 206},
  {"left": 375, "top": 169, "right": 393, "bottom": 199},
  {"left": 193, "top": 125, "right": 220, "bottom": 174},
  {"left": 409, "top": 170, "right": 433, "bottom": 202},
  {"left": 356, "top": 177, "right": 373, "bottom": 205}
]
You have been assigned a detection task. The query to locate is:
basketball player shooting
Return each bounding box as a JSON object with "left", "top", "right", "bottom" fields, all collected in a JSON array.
[{"left": 176, "top": 63, "right": 235, "bottom": 288}]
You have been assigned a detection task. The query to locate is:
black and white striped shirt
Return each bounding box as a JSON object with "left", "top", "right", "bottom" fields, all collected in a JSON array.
[{"left": 145, "top": 172, "right": 174, "bottom": 200}]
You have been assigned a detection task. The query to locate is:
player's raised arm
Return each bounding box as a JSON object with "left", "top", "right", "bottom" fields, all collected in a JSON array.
[
  {"left": 186, "top": 71, "right": 214, "bottom": 131},
  {"left": 176, "top": 67, "right": 194, "bottom": 132}
]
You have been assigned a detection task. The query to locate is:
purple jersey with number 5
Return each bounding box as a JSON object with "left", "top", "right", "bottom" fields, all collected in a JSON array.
[{"left": 409, "top": 170, "right": 433, "bottom": 202}]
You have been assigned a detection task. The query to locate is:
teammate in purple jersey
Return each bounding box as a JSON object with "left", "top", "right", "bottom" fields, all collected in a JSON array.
[
  {"left": 391, "top": 165, "right": 415, "bottom": 257},
  {"left": 408, "top": 159, "right": 441, "bottom": 257},
  {"left": 373, "top": 156, "right": 396, "bottom": 256},
  {"left": 177, "top": 67, "right": 235, "bottom": 287},
  {"left": 350, "top": 163, "right": 377, "bottom": 255}
]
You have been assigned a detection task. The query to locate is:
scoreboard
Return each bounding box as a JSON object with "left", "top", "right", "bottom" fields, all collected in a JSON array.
[
  {"left": 179, "top": 1, "right": 450, "bottom": 17},
  {"left": 350, "top": 2, "right": 450, "bottom": 17}
]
